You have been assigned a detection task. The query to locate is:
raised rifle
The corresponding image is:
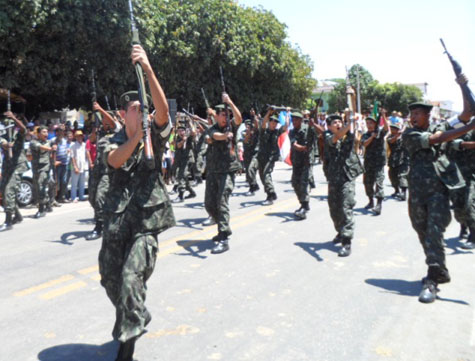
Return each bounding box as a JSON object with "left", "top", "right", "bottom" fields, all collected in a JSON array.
[
  {"left": 91, "top": 69, "right": 102, "bottom": 129},
  {"left": 6, "top": 90, "right": 13, "bottom": 158},
  {"left": 345, "top": 66, "right": 356, "bottom": 133},
  {"left": 182, "top": 108, "right": 209, "bottom": 129},
  {"left": 128, "top": 0, "right": 155, "bottom": 169},
  {"left": 201, "top": 87, "right": 215, "bottom": 124},
  {"left": 219, "top": 66, "right": 234, "bottom": 155},
  {"left": 440, "top": 38, "right": 475, "bottom": 114}
]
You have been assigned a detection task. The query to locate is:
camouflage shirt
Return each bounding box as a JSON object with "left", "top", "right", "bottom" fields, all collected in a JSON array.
[
  {"left": 387, "top": 136, "right": 409, "bottom": 168},
  {"left": 30, "top": 138, "right": 52, "bottom": 173},
  {"left": 208, "top": 120, "right": 241, "bottom": 173},
  {"left": 102, "top": 120, "right": 176, "bottom": 231},
  {"left": 289, "top": 123, "right": 317, "bottom": 168},
  {"left": 362, "top": 128, "right": 387, "bottom": 169},
  {"left": 442, "top": 119, "right": 475, "bottom": 181},
  {"left": 0, "top": 131, "right": 28, "bottom": 175},
  {"left": 174, "top": 134, "right": 194, "bottom": 168},
  {"left": 243, "top": 128, "right": 259, "bottom": 159},
  {"left": 402, "top": 124, "right": 465, "bottom": 192},
  {"left": 324, "top": 131, "right": 364, "bottom": 185},
  {"left": 258, "top": 126, "right": 286, "bottom": 162}
]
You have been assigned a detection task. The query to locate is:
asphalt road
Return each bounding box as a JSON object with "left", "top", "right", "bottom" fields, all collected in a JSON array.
[{"left": 1, "top": 162, "right": 474, "bottom": 361}]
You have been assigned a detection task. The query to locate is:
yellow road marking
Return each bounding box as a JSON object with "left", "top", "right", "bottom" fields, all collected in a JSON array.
[
  {"left": 90, "top": 274, "right": 101, "bottom": 281},
  {"left": 40, "top": 281, "right": 88, "bottom": 300},
  {"left": 77, "top": 265, "right": 99, "bottom": 275},
  {"left": 14, "top": 274, "right": 75, "bottom": 297}
]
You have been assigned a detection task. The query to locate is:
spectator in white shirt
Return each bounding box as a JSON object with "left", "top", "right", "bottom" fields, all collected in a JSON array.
[{"left": 70, "top": 130, "right": 89, "bottom": 202}]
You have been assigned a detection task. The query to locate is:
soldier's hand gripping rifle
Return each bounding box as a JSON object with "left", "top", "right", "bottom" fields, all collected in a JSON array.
[
  {"left": 128, "top": 0, "right": 155, "bottom": 169},
  {"left": 219, "top": 66, "right": 234, "bottom": 155},
  {"left": 6, "top": 90, "right": 13, "bottom": 158},
  {"left": 440, "top": 39, "right": 475, "bottom": 115},
  {"left": 182, "top": 108, "right": 209, "bottom": 129}
]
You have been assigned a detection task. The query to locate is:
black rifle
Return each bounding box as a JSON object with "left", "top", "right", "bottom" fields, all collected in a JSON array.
[
  {"left": 440, "top": 38, "right": 475, "bottom": 114},
  {"left": 201, "top": 87, "right": 215, "bottom": 123},
  {"left": 91, "top": 69, "right": 102, "bottom": 129},
  {"left": 6, "top": 90, "right": 13, "bottom": 158},
  {"left": 219, "top": 66, "right": 234, "bottom": 154},
  {"left": 128, "top": 0, "right": 155, "bottom": 169}
]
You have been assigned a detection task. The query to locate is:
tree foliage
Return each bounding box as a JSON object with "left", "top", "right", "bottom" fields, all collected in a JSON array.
[
  {"left": 326, "top": 65, "right": 422, "bottom": 115},
  {"left": 0, "top": 0, "right": 315, "bottom": 116}
]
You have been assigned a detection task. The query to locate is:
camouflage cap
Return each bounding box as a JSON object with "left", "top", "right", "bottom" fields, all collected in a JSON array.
[
  {"left": 326, "top": 114, "right": 342, "bottom": 125},
  {"left": 390, "top": 123, "right": 401, "bottom": 129},
  {"left": 408, "top": 101, "right": 433, "bottom": 112},
  {"left": 291, "top": 111, "right": 303, "bottom": 119},
  {"left": 365, "top": 116, "right": 377, "bottom": 123},
  {"left": 119, "top": 91, "right": 152, "bottom": 110},
  {"left": 270, "top": 115, "right": 279, "bottom": 122},
  {"left": 215, "top": 104, "right": 226, "bottom": 110}
]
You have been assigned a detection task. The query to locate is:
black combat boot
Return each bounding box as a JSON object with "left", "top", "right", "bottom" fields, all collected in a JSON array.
[
  {"left": 12, "top": 209, "right": 23, "bottom": 224},
  {"left": 85, "top": 221, "right": 103, "bottom": 241},
  {"left": 211, "top": 233, "right": 230, "bottom": 254},
  {"left": 419, "top": 266, "right": 440, "bottom": 303},
  {"left": 173, "top": 191, "right": 185, "bottom": 203},
  {"left": 0, "top": 212, "right": 13, "bottom": 232},
  {"left": 294, "top": 207, "right": 306, "bottom": 220},
  {"left": 364, "top": 197, "right": 374, "bottom": 209},
  {"left": 398, "top": 187, "right": 407, "bottom": 201},
  {"left": 271, "top": 192, "right": 278, "bottom": 201},
  {"left": 390, "top": 187, "right": 399, "bottom": 198},
  {"left": 332, "top": 233, "right": 342, "bottom": 244},
  {"left": 338, "top": 238, "right": 351, "bottom": 257},
  {"left": 262, "top": 193, "right": 273, "bottom": 206},
  {"left": 115, "top": 337, "right": 137, "bottom": 361},
  {"left": 459, "top": 224, "right": 469, "bottom": 239},
  {"left": 34, "top": 205, "right": 46, "bottom": 219},
  {"left": 185, "top": 188, "right": 196, "bottom": 199},
  {"left": 461, "top": 230, "right": 475, "bottom": 250},
  {"left": 192, "top": 176, "right": 203, "bottom": 187},
  {"left": 45, "top": 204, "right": 53, "bottom": 213},
  {"left": 373, "top": 197, "right": 383, "bottom": 216}
]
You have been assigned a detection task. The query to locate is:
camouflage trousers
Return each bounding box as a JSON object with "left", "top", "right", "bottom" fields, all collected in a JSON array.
[
  {"left": 327, "top": 180, "right": 356, "bottom": 239},
  {"left": 450, "top": 180, "right": 475, "bottom": 232},
  {"left": 308, "top": 163, "right": 315, "bottom": 187},
  {"left": 1, "top": 171, "right": 21, "bottom": 213},
  {"left": 194, "top": 152, "right": 206, "bottom": 178},
  {"left": 363, "top": 166, "right": 385, "bottom": 199},
  {"left": 33, "top": 170, "right": 49, "bottom": 206},
  {"left": 388, "top": 164, "right": 408, "bottom": 190},
  {"left": 99, "top": 211, "right": 159, "bottom": 342},
  {"left": 89, "top": 173, "right": 109, "bottom": 223},
  {"left": 292, "top": 165, "right": 310, "bottom": 204},
  {"left": 258, "top": 159, "right": 276, "bottom": 195},
  {"left": 204, "top": 172, "right": 235, "bottom": 235},
  {"left": 408, "top": 189, "right": 451, "bottom": 270},
  {"left": 243, "top": 154, "right": 258, "bottom": 189},
  {"left": 176, "top": 161, "right": 193, "bottom": 194}
]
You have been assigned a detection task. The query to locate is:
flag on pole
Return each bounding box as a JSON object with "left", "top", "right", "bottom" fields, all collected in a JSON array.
[{"left": 278, "top": 130, "right": 292, "bottom": 165}]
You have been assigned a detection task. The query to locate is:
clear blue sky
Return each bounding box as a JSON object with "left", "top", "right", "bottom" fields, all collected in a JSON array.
[{"left": 238, "top": 0, "right": 475, "bottom": 111}]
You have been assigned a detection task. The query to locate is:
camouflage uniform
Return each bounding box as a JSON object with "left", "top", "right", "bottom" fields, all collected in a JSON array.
[
  {"left": 289, "top": 123, "right": 317, "bottom": 206},
  {"left": 99, "top": 121, "right": 175, "bottom": 342},
  {"left": 1, "top": 132, "right": 28, "bottom": 214},
  {"left": 30, "top": 138, "right": 53, "bottom": 207},
  {"left": 88, "top": 131, "right": 112, "bottom": 227},
  {"left": 402, "top": 124, "right": 465, "bottom": 276},
  {"left": 257, "top": 126, "right": 286, "bottom": 197},
  {"left": 443, "top": 120, "right": 475, "bottom": 238},
  {"left": 205, "top": 121, "right": 241, "bottom": 236},
  {"left": 242, "top": 125, "right": 259, "bottom": 191},
  {"left": 174, "top": 134, "right": 195, "bottom": 196},
  {"left": 387, "top": 135, "right": 409, "bottom": 190},
  {"left": 325, "top": 132, "right": 364, "bottom": 241},
  {"left": 361, "top": 129, "right": 387, "bottom": 199},
  {"left": 193, "top": 131, "right": 207, "bottom": 181}
]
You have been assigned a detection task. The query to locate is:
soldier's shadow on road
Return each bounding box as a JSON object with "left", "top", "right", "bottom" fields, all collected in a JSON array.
[
  {"left": 310, "top": 195, "right": 328, "bottom": 201},
  {"left": 353, "top": 207, "right": 373, "bottom": 216},
  {"left": 365, "top": 278, "right": 470, "bottom": 305},
  {"left": 176, "top": 239, "right": 214, "bottom": 259},
  {"left": 266, "top": 211, "right": 297, "bottom": 223},
  {"left": 445, "top": 236, "right": 474, "bottom": 256},
  {"left": 183, "top": 202, "right": 205, "bottom": 209},
  {"left": 177, "top": 217, "right": 206, "bottom": 230},
  {"left": 51, "top": 231, "right": 92, "bottom": 246},
  {"left": 38, "top": 340, "right": 117, "bottom": 361},
  {"left": 240, "top": 200, "right": 266, "bottom": 208},
  {"left": 294, "top": 241, "right": 339, "bottom": 261},
  {"left": 77, "top": 217, "right": 95, "bottom": 225}
]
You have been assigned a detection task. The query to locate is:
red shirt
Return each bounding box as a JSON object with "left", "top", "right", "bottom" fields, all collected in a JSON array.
[{"left": 86, "top": 139, "right": 97, "bottom": 163}]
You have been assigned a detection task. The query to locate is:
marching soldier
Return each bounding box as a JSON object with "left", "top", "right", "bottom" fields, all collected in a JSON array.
[
  {"left": 387, "top": 122, "right": 409, "bottom": 200},
  {"left": 30, "top": 125, "right": 57, "bottom": 218},
  {"left": 192, "top": 122, "right": 207, "bottom": 186},
  {"left": 242, "top": 108, "right": 260, "bottom": 195},
  {"left": 0, "top": 111, "right": 27, "bottom": 231},
  {"left": 257, "top": 108, "right": 288, "bottom": 205},
  {"left": 361, "top": 113, "right": 389, "bottom": 215},
  {"left": 204, "top": 94, "right": 242, "bottom": 254},
  {"left": 325, "top": 113, "right": 364, "bottom": 257},
  {"left": 98, "top": 44, "right": 175, "bottom": 360},
  {"left": 402, "top": 100, "right": 474, "bottom": 303}
]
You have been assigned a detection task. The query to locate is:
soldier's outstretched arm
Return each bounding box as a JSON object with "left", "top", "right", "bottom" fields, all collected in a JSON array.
[
  {"left": 223, "top": 93, "right": 242, "bottom": 126},
  {"left": 429, "top": 121, "right": 475, "bottom": 144},
  {"left": 332, "top": 122, "right": 351, "bottom": 144}
]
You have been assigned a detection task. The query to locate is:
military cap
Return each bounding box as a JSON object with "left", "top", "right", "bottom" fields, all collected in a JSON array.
[
  {"left": 215, "top": 104, "right": 226, "bottom": 110},
  {"left": 389, "top": 122, "right": 401, "bottom": 129},
  {"left": 365, "top": 116, "right": 377, "bottom": 123},
  {"left": 176, "top": 121, "right": 187, "bottom": 129},
  {"left": 270, "top": 115, "right": 279, "bottom": 122},
  {"left": 408, "top": 101, "right": 433, "bottom": 111},
  {"left": 326, "top": 114, "right": 342, "bottom": 124},
  {"left": 119, "top": 91, "right": 152, "bottom": 110},
  {"left": 291, "top": 111, "right": 303, "bottom": 119},
  {"left": 244, "top": 119, "right": 252, "bottom": 125}
]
